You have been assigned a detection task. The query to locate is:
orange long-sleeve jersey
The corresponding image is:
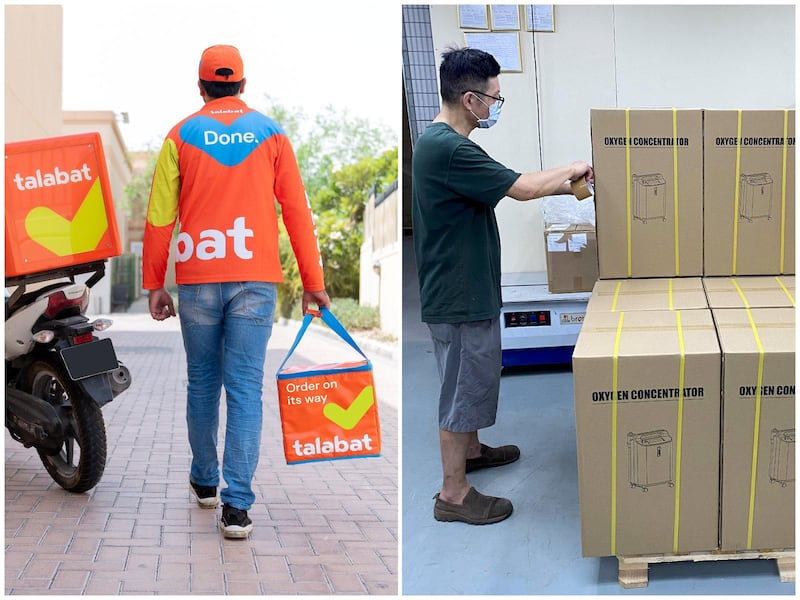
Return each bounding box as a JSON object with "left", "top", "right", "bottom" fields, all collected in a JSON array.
[{"left": 142, "top": 96, "right": 325, "bottom": 291}]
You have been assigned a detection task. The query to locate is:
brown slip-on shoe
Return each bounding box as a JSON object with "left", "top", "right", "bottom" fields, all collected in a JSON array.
[
  {"left": 465, "top": 443, "right": 521, "bottom": 473},
  {"left": 433, "top": 487, "right": 513, "bottom": 525}
]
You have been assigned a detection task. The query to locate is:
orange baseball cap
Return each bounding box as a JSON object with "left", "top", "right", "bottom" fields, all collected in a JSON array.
[{"left": 198, "top": 45, "right": 244, "bottom": 82}]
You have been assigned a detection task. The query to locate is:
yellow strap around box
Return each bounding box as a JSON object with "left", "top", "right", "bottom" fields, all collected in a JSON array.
[
  {"left": 672, "top": 108, "right": 680, "bottom": 276},
  {"left": 672, "top": 310, "right": 686, "bottom": 552},
  {"left": 611, "top": 311, "right": 625, "bottom": 555},
  {"left": 732, "top": 278, "right": 749, "bottom": 309},
  {"left": 775, "top": 276, "right": 795, "bottom": 307},
  {"left": 668, "top": 279, "right": 674, "bottom": 310},
  {"left": 733, "top": 280, "right": 765, "bottom": 549},
  {"left": 611, "top": 280, "right": 622, "bottom": 312},
  {"left": 780, "top": 109, "right": 788, "bottom": 273},
  {"left": 732, "top": 110, "right": 743, "bottom": 274},
  {"left": 745, "top": 312, "right": 764, "bottom": 550},
  {"left": 625, "top": 109, "right": 632, "bottom": 278}
]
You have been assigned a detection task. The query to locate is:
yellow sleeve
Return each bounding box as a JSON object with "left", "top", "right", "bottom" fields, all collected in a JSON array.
[{"left": 142, "top": 139, "right": 180, "bottom": 289}]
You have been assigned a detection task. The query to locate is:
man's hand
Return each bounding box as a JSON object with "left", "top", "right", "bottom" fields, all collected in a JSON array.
[
  {"left": 302, "top": 289, "right": 331, "bottom": 314},
  {"left": 570, "top": 161, "right": 594, "bottom": 185},
  {"left": 148, "top": 287, "right": 176, "bottom": 321}
]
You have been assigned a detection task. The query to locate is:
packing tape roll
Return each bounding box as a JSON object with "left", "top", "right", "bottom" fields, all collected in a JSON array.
[{"left": 571, "top": 176, "right": 594, "bottom": 201}]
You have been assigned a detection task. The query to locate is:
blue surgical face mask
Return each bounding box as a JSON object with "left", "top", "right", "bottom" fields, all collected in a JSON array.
[{"left": 470, "top": 94, "right": 502, "bottom": 129}]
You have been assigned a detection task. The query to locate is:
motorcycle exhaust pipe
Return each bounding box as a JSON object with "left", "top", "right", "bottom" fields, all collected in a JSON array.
[{"left": 109, "top": 364, "right": 131, "bottom": 397}]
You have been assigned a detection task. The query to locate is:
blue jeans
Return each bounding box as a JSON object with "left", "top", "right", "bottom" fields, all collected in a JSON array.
[{"left": 178, "top": 282, "right": 276, "bottom": 510}]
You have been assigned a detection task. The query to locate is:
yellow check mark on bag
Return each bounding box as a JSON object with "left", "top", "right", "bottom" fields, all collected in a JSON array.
[
  {"left": 323, "top": 385, "right": 374, "bottom": 430},
  {"left": 24, "top": 178, "right": 108, "bottom": 256}
]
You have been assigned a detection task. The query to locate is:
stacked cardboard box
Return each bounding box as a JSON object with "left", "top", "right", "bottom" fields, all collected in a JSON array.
[
  {"left": 575, "top": 109, "right": 795, "bottom": 558},
  {"left": 703, "top": 276, "right": 795, "bottom": 551},
  {"left": 703, "top": 275, "right": 795, "bottom": 309},
  {"left": 591, "top": 109, "right": 795, "bottom": 279},
  {"left": 590, "top": 109, "right": 704, "bottom": 279},
  {"left": 586, "top": 277, "right": 707, "bottom": 312},
  {"left": 574, "top": 281, "right": 720, "bottom": 557},
  {"left": 704, "top": 110, "right": 795, "bottom": 276},
  {"left": 711, "top": 307, "right": 795, "bottom": 551},
  {"left": 543, "top": 224, "right": 598, "bottom": 293}
]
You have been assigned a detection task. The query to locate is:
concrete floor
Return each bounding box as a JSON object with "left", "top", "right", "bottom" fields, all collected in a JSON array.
[{"left": 401, "top": 236, "right": 794, "bottom": 595}]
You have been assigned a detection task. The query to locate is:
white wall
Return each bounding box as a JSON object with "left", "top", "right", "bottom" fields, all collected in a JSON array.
[{"left": 429, "top": 4, "right": 795, "bottom": 273}]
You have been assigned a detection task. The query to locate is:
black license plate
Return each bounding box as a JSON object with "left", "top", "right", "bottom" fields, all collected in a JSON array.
[{"left": 60, "top": 338, "right": 119, "bottom": 380}]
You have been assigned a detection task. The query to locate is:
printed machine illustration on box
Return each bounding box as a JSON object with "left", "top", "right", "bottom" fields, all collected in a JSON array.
[
  {"left": 632, "top": 173, "right": 667, "bottom": 223},
  {"left": 739, "top": 172, "right": 773, "bottom": 222},
  {"left": 627, "top": 429, "right": 675, "bottom": 492},
  {"left": 769, "top": 427, "right": 795, "bottom": 487}
]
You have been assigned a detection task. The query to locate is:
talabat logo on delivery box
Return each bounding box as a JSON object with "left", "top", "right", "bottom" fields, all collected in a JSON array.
[{"left": 5, "top": 133, "right": 122, "bottom": 278}]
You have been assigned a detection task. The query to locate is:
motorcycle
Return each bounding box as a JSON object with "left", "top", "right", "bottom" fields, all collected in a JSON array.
[{"left": 5, "top": 260, "right": 131, "bottom": 493}]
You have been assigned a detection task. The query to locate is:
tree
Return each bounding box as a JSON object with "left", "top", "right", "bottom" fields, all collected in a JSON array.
[
  {"left": 313, "top": 149, "right": 398, "bottom": 299},
  {"left": 259, "top": 96, "right": 398, "bottom": 314},
  {"left": 260, "top": 95, "right": 396, "bottom": 193},
  {"left": 123, "top": 151, "right": 158, "bottom": 223}
]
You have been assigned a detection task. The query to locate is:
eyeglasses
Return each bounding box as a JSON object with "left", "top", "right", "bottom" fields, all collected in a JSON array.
[{"left": 464, "top": 89, "right": 505, "bottom": 109}]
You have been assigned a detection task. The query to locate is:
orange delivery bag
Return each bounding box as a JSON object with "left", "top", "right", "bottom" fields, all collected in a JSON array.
[{"left": 276, "top": 308, "right": 381, "bottom": 464}]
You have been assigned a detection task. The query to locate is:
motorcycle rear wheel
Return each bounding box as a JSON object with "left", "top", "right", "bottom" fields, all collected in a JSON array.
[{"left": 24, "top": 359, "right": 107, "bottom": 493}]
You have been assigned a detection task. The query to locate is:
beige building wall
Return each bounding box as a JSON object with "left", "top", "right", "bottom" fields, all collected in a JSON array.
[
  {"left": 5, "top": 5, "right": 63, "bottom": 141},
  {"left": 62, "top": 111, "right": 134, "bottom": 313},
  {"left": 62, "top": 111, "right": 132, "bottom": 253},
  {"left": 5, "top": 5, "right": 135, "bottom": 313},
  {"left": 360, "top": 183, "right": 400, "bottom": 338}
]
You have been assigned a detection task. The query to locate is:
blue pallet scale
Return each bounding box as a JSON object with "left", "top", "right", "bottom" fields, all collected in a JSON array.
[{"left": 500, "top": 272, "right": 590, "bottom": 367}]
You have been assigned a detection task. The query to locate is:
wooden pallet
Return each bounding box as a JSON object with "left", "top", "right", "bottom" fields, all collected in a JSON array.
[{"left": 618, "top": 549, "right": 795, "bottom": 588}]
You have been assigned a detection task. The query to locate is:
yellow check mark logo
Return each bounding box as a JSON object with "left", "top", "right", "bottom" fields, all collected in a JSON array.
[
  {"left": 323, "top": 385, "right": 374, "bottom": 430},
  {"left": 24, "top": 178, "right": 108, "bottom": 256}
]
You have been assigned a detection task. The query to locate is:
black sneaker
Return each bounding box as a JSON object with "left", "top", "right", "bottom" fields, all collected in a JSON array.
[
  {"left": 190, "top": 479, "right": 219, "bottom": 509},
  {"left": 220, "top": 504, "right": 253, "bottom": 539}
]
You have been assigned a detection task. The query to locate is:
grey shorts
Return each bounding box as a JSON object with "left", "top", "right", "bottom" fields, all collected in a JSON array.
[{"left": 427, "top": 317, "right": 501, "bottom": 433}]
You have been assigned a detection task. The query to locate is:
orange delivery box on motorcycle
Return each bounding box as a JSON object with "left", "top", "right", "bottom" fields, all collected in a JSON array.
[{"left": 5, "top": 132, "right": 122, "bottom": 278}]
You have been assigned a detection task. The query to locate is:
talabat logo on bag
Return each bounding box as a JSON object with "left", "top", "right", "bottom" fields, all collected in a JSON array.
[
  {"left": 278, "top": 363, "right": 381, "bottom": 463},
  {"left": 5, "top": 133, "right": 122, "bottom": 277},
  {"left": 276, "top": 309, "right": 382, "bottom": 465}
]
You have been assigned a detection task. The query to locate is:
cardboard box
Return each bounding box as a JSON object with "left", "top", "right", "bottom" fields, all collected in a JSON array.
[
  {"left": 573, "top": 309, "right": 721, "bottom": 557},
  {"left": 712, "top": 308, "right": 795, "bottom": 551},
  {"left": 587, "top": 277, "right": 707, "bottom": 312},
  {"left": 703, "top": 110, "right": 795, "bottom": 276},
  {"left": 703, "top": 276, "right": 796, "bottom": 309},
  {"left": 591, "top": 109, "right": 703, "bottom": 279},
  {"left": 5, "top": 132, "right": 122, "bottom": 279},
  {"left": 544, "top": 224, "right": 598, "bottom": 293}
]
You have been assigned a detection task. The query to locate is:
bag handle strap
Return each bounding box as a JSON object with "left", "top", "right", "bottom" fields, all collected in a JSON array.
[
  {"left": 277, "top": 307, "right": 368, "bottom": 373},
  {"left": 318, "top": 307, "right": 368, "bottom": 358}
]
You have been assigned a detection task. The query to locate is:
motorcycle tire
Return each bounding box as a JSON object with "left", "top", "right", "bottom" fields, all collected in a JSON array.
[{"left": 23, "top": 358, "right": 107, "bottom": 493}]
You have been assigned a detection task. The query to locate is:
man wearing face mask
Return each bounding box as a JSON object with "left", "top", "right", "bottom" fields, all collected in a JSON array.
[{"left": 412, "top": 46, "right": 594, "bottom": 525}]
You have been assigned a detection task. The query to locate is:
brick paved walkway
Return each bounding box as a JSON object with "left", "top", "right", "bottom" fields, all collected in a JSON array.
[{"left": 5, "top": 312, "right": 398, "bottom": 595}]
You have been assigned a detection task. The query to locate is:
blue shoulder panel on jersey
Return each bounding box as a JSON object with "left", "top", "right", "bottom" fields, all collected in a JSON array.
[{"left": 179, "top": 112, "right": 284, "bottom": 167}]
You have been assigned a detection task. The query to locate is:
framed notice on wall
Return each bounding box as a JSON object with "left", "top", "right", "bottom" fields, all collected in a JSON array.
[
  {"left": 489, "top": 5, "right": 520, "bottom": 30},
  {"left": 458, "top": 5, "right": 489, "bottom": 29},
  {"left": 525, "top": 5, "right": 556, "bottom": 32},
  {"left": 463, "top": 32, "right": 522, "bottom": 72}
]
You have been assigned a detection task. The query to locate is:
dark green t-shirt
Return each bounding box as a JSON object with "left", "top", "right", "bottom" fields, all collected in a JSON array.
[{"left": 412, "top": 122, "right": 521, "bottom": 323}]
